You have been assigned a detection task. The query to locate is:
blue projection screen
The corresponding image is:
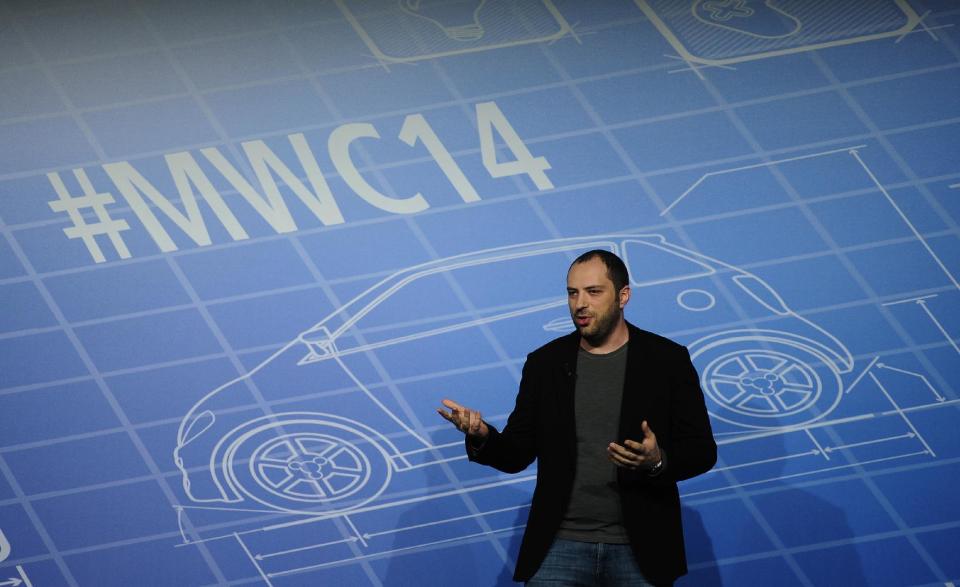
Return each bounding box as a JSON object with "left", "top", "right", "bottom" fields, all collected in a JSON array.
[{"left": 1, "top": 1, "right": 959, "bottom": 585}]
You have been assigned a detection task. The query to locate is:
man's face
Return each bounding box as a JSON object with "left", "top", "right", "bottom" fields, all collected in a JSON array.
[{"left": 567, "top": 257, "right": 627, "bottom": 344}]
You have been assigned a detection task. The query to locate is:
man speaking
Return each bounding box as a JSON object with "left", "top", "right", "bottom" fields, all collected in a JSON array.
[{"left": 438, "top": 250, "right": 717, "bottom": 586}]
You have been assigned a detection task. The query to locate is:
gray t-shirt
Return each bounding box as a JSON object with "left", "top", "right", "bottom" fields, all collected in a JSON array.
[{"left": 556, "top": 343, "right": 630, "bottom": 544}]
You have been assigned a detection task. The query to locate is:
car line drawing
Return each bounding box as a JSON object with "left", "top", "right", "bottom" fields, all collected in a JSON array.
[{"left": 174, "top": 234, "right": 854, "bottom": 517}]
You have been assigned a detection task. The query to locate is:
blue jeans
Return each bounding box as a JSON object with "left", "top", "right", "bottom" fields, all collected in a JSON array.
[{"left": 525, "top": 539, "right": 669, "bottom": 587}]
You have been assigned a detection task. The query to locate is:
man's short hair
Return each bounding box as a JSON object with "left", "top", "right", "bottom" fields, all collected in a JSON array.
[{"left": 570, "top": 249, "right": 630, "bottom": 292}]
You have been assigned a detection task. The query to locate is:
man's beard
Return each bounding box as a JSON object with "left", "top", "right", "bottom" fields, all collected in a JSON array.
[{"left": 574, "top": 301, "right": 621, "bottom": 346}]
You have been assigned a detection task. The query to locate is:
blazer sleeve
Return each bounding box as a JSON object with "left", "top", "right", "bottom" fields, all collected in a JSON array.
[
  {"left": 467, "top": 354, "right": 540, "bottom": 474},
  {"left": 620, "top": 344, "right": 717, "bottom": 487},
  {"left": 661, "top": 345, "right": 717, "bottom": 482}
]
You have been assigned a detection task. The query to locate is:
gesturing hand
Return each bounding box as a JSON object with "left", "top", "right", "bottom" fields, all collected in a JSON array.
[
  {"left": 437, "top": 398, "right": 489, "bottom": 440},
  {"left": 608, "top": 420, "right": 661, "bottom": 471}
]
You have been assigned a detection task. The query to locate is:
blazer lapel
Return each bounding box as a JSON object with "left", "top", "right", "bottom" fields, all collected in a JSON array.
[
  {"left": 556, "top": 332, "right": 580, "bottom": 455},
  {"left": 618, "top": 323, "right": 652, "bottom": 442}
]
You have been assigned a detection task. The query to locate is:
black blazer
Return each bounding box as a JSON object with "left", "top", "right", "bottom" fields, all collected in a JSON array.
[{"left": 469, "top": 323, "right": 717, "bottom": 583}]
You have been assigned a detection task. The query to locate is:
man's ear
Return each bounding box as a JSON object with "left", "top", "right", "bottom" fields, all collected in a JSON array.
[{"left": 619, "top": 285, "right": 631, "bottom": 308}]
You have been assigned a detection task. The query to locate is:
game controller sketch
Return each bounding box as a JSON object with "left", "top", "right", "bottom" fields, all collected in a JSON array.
[
  {"left": 693, "top": 0, "right": 801, "bottom": 39},
  {"left": 174, "top": 234, "right": 854, "bottom": 517},
  {"left": 636, "top": 0, "right": 924, "bottom": 66}
]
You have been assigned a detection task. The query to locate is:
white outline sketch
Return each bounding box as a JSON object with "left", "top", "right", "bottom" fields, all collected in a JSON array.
[
  {"left": 677, "top": 288, "right": 717, "bottom": 312},
  {"left": 0, "top": 529, "right": 9, "bottom": 564},
  {"left": 693, "top": 1, "right": 801, "bottom": 40},
  {"left": 635, "top": 0, "right": 924, "bottom": 67},
  {"left": 167, "top": 234, "right": 952, "bottom": 584},
  {"left": 0, "top": 563, "right": 30, "bottom": 587},
  {"left": 640, "top": 147, "right": 951, "bottom": 505},
  {"left": 174, "top": 234, "right": 856, "bottom": 516},
  {"left": 398, "top": 0, "right": 490, "bottom": 42},
  {"left": 884, "top": 294, "right": 960, "bottom": 358},
  {"left": 333, "top": 0, "right": 576, "bottom": 64},
  {"left": 172, "top": 233, "right": 954, "bottom": 581},
  {"left": 661, "top": 145, "right": 960, "bottom": 294}
]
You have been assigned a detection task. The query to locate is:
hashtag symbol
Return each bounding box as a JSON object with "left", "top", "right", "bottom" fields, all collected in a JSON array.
[{"left": 47, "top": 168, "right": 131, "bottom": 263}]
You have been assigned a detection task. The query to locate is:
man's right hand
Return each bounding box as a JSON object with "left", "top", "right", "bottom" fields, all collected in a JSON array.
[{"left": 437, "top": 399, "right": 489, "bottom": 440}]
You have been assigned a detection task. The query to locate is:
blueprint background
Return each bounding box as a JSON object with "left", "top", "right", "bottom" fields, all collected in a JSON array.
[{"left": 1, "top": 0, "right": 959, "bottom": 585}]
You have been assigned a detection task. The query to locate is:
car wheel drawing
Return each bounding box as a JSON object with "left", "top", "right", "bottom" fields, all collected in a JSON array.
[
  {"left": 690, "top": 332, "right": 845, "bottom": 429},
  {"left": 223, "top": 417, "right": 392, "bottom": 514}
]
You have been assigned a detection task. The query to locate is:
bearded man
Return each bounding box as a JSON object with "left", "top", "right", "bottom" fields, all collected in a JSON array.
[{"left": 438, "top": 249, "right": 717, "bottom": 586}]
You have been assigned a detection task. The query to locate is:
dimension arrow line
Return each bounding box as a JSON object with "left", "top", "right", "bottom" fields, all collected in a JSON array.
[
  {"left": 882, "top": 294, "right": 939, "bottom": 307},
  {"left": 716, "top": 414, "right": 878, "bottom": 446},
  {"left": 362, "top": 504, "right": 530, "bottom": 539},
  {"left": 268, "top": 525, "right": 526, "bottom": 578},
  {"left": 234, "top": 533, "right": 274, "bottom": 587},
  {"left": 684, "top": 451, "right": 930, "bottom": 498},
  {"left": 824, "top": 433, "right": 915, "bottom": 452},
  {"left": 257, "top": 474, "right": 536, "bottom": 533},
  {"left": 845, "top": 356, "right": 879, "bottom": 395},
  {"left": 661, "top": 145, "right": 866, "bottom": 216},
  {"left": 709, "top": 450, "right": 820, "bottom": 473},
  {"left": 877, "top": 364, "right": 926, "bottom": 377},
  {"left": 876, "top": 399, "right": 960, "bottom": 418},
  {"left": 402, "top": 454, "right": 468, "bottom": 469},
  {"left": 343, "top": 515, "right": 366, "bottom": 548},
  {"left": 918, "top": 299, "right": 960, "bottom": 357},
  {"left": 876, "top": 362, "right": 946, "bottom": 401},
  {"left": 400, "top": 440, "right": 463, "bottom": 455},
  {"left": 805, "top": 429, "right": 830, "bottom": 461},
  {"left": 257, "top": 536, "right": 359, "bottom": 560},
  {"left": 15, "top": 566, "right": 31, "bottom": 587},
  {"left": 851, "top": 149, "right": 960, "bottom": 293},
  {"left": 177, "top": 504, "right": 282, "bottom": 514},
  {"left": 869, "top": 372, "right": 936, "bottom": 457},
  {"left": 712, "top": 397, "right": 958, "bottom": 448}
]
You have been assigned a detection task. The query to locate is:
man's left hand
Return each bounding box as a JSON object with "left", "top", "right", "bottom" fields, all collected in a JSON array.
[{"left": 608, "top": 420, "right": 661, "bottom": 471}]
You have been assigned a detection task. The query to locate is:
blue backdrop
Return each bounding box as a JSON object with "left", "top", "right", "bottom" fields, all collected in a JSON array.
[{"left": 1, "top": 1, "right": 959, "bottom": 585}]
